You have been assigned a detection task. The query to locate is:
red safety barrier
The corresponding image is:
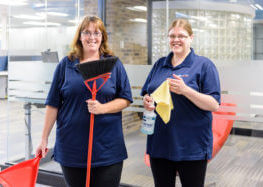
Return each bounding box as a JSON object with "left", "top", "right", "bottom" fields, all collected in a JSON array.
[
  {"left": 144, "top": 152, "right": 151, "bottom": 167},
  {"left": 0, "top": 154, "right": 42, "bottom": 187},
  {"left": 144, "top": 103, "right": 236, "bottom": 166},
  {"left": 211, "top": 103, "right": 236, "bottom": 158}
]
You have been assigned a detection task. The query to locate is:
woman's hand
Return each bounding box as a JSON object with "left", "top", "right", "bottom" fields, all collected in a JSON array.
[
  {"left": 143, "top": 94, "right": 155, "bottom": 111},
  {"left": 86, "top": 99, "right": 105, "bottom": 114},
  {"left": 168, "top": 74, "right": 189, "bottom": 95},
  {"left": 169, "top": 74, "right": 219, "bottom": 111},
  {"left": 35, "top": 139, "right": 49, "bottom": 158}
]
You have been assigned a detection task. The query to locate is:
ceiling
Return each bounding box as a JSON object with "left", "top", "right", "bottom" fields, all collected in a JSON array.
[
  {"left": 0, "top": 0, "right": 262, "bottom": 29},
  {"left": 0, "top": 0, "right": 82, "bottom": 28}
]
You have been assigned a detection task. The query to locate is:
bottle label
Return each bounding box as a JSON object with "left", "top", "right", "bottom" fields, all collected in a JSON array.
[
  {"left": 141, "top": 112, "right": 156, "bottom": 135},
  {"left": 143, "top": 116, "right": 156, "bottom": 121}
]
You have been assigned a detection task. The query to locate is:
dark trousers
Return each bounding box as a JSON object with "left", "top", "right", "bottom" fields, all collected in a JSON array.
[
  {"left": 61, "top": 161, "right": 123, "bottom": 187},
  {"left": 150, "top": 157, "right": 207, "bottom": 187}
]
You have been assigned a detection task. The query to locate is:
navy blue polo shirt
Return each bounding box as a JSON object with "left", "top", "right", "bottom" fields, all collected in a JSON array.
[
  {"left": 141, "top": 48, "right": 221, "bottom": 161},
  {"left": 45, "top": 55, "right": 133, "bottom": 168}
]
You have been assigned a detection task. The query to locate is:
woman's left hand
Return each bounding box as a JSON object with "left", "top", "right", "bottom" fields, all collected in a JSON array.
[
  {"left": 168, "top": 74, "right": 189, "bottom": 95},
  {"left": 86, "top": 99, "right": 105, "bottom": 114}
]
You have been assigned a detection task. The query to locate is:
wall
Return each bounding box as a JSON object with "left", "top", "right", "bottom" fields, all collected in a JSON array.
[
  {"left": 106, "top": 0, "right": 148, "bottom": 133},
  {"left": 83, "top": 0, "right": 98, "bottom": 16},
  {"left": 0, "top": 13, "right": 8, "bottom": 50},
  {"left": 152, "top": 1, "right": 254, "bottom": 63},
  {"left": 254, "top": 22, "right": 263, "bottom": 59},
  {"left": 9, "top": 27, "right": 75, "bottom": 59},
  {"left": 7, "top": 0, "right": 146, "bottom": 135},
  {"left": 106, "top": 0, "right": 148, "bottom": 65}
]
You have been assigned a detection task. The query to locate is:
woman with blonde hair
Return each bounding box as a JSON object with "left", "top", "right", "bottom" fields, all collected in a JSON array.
[
  {"left": 36, "top": 16, "right": 132, "bottom": 187},
  {"left": 142, "top": 18, "right": 221, "bottom": 187}
]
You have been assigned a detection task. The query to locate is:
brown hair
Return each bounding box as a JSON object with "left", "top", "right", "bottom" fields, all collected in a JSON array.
[
  {"left": 68, "top": 16, "right": 113, "bottom": 61},
  {"left": 168, "top": 19, "right": 193, "bottom": 36}
]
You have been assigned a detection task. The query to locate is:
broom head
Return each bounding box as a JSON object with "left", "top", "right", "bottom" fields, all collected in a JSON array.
[{"left": 76, "top": 57, "right": 118, "bottom": 80}]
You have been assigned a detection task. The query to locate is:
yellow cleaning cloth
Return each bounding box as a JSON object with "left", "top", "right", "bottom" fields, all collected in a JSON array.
[{"left": 151, "top": 80, "right": 174, "bottom": 124}]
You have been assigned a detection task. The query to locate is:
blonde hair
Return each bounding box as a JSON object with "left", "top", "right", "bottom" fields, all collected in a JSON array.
[
  {"left": 68, "top": 16, "right": 113, "bottom": 61},
  {"left": 168, "top": 19, "right": 193, "bottom": 36}
]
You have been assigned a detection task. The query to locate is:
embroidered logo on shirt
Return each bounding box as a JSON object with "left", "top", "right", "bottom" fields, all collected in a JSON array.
[{"left": 177, "top": 74, "right": 189, "bottom": 78}]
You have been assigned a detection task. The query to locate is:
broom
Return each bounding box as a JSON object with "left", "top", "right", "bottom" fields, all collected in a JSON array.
[{"left": 76, "top": 57, "right": 117, "bottom": 187}]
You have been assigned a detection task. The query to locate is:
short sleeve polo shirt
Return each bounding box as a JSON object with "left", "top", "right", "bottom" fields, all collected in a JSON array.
[
  {"left": 141, "top": 48, "right": 221, "bottom": 161},
  {"left": 46, "top": 55, "right": 133, "bottom": 168}
]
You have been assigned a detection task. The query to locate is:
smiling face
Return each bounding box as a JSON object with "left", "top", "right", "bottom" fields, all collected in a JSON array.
[
  {"left": 80, "top": 22, "right": 102, "bottom": 54},
  {"left": 168, "top": 27, "right": 193, "bottom": 56}
]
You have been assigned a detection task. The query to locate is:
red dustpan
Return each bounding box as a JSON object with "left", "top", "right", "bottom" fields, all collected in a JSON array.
[{"left": 0, "top": 154, "right": 42, "bottom": 187}]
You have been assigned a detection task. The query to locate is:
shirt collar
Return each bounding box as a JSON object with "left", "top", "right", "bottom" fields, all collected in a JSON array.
[{"left": 163, "top": 48, "right": 195, "bottom": 69}]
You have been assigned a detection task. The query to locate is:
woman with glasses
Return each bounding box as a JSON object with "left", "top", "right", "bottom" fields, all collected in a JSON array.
[
  {"left": 36, "top": 16, "right": 132, "bottom": 187},
  {"left": 141, "top": 19, "right": 221, "bottom": 187}
]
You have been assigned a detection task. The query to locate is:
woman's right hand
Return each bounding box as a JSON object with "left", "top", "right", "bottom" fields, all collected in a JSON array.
[
  {"left": 143, "top": 94, "right": 155, "bottom": 111},
  {"left": 35, "top": 139, "right": 49, "bottom": 158}
]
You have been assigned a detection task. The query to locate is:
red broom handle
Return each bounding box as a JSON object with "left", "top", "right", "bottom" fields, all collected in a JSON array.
[
  {"left": 86, "top": 81, "right": 96, "bottom": 187},
  {"left": 84, "top": 73, "right": 111, "bottom": 187}
]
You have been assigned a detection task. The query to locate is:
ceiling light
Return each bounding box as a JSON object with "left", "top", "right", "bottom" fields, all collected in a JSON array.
[
  {"left": 23, "top": 21, "right": 61, "bottom": 26},
  {"left": 35, "top": 12, "right": 68, "bottom": 17},
  {"left": 175, "top": 12, "right": 189, "bottom": 18},
  {"left": 191, "top": 16, "right": 207, "bottom": 21},
  {"left": 129, "top": 18, "right": 147, "bottom": 23},
  {"left": 69, "top": 19, "right": 81, "bottom": 24},
  {"left": 35, "top": 12, "right": 46, "bottom": 17},
  {"left": 192, "top": 28, "right": 204, "bottom": 32},
  {"left": 127, "top": 6, "right": 147, "bottom": 12},
  {"left": 13, "top": 15, "right": 45, "bottom": 20},
  {"left": 47, "top": 12, "right": 69, "bottom": 17},
  {"left": 250, "top": 4, "right": 258, "bottom": 10},
  {"left": 0, "top": 0, "right": 27, "bottom": 6},
  {"left": 250, "top": 92, "right": 263, "bottom": 96},
  {"left": 134, "top": 6, "right": 147, "bottom": 11},
  {"left": 255, "top": 4, "right": 263, "bottom": 10},
  {"left": 209, "top": 23, "right": 217, "bottom": 28},
  {"left": 34, "top": 3, "right": 44, "bottom": 8},
  {"left": 250, "top": 104, "right": 263, "bottom": 109},
  {"left": 231, "top": 14, "right": 240, "bottom": 19}
]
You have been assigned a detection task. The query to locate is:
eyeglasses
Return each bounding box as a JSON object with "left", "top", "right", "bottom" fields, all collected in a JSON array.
[
  {"left": 81, "top": 31, "right": 102, "bottom": 38},
  {"left": 168, "top": 34, "right": 189, "bottom": 40}
]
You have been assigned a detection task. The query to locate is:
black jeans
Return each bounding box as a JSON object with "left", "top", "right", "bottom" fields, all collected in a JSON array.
[
  {"left": 150, "top": 157, "right": 207, "bottom": 187},
  {"left": 61, "top": 161, "right": 123, "bottom": 187}
]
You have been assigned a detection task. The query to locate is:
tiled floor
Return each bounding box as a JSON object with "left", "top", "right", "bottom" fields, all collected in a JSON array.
[
  {"left": 124, "top": 132, "right": 263, "bottom": 186},
  {"left": 39, "top": 132, "right": 263, "bottom": 187}
]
